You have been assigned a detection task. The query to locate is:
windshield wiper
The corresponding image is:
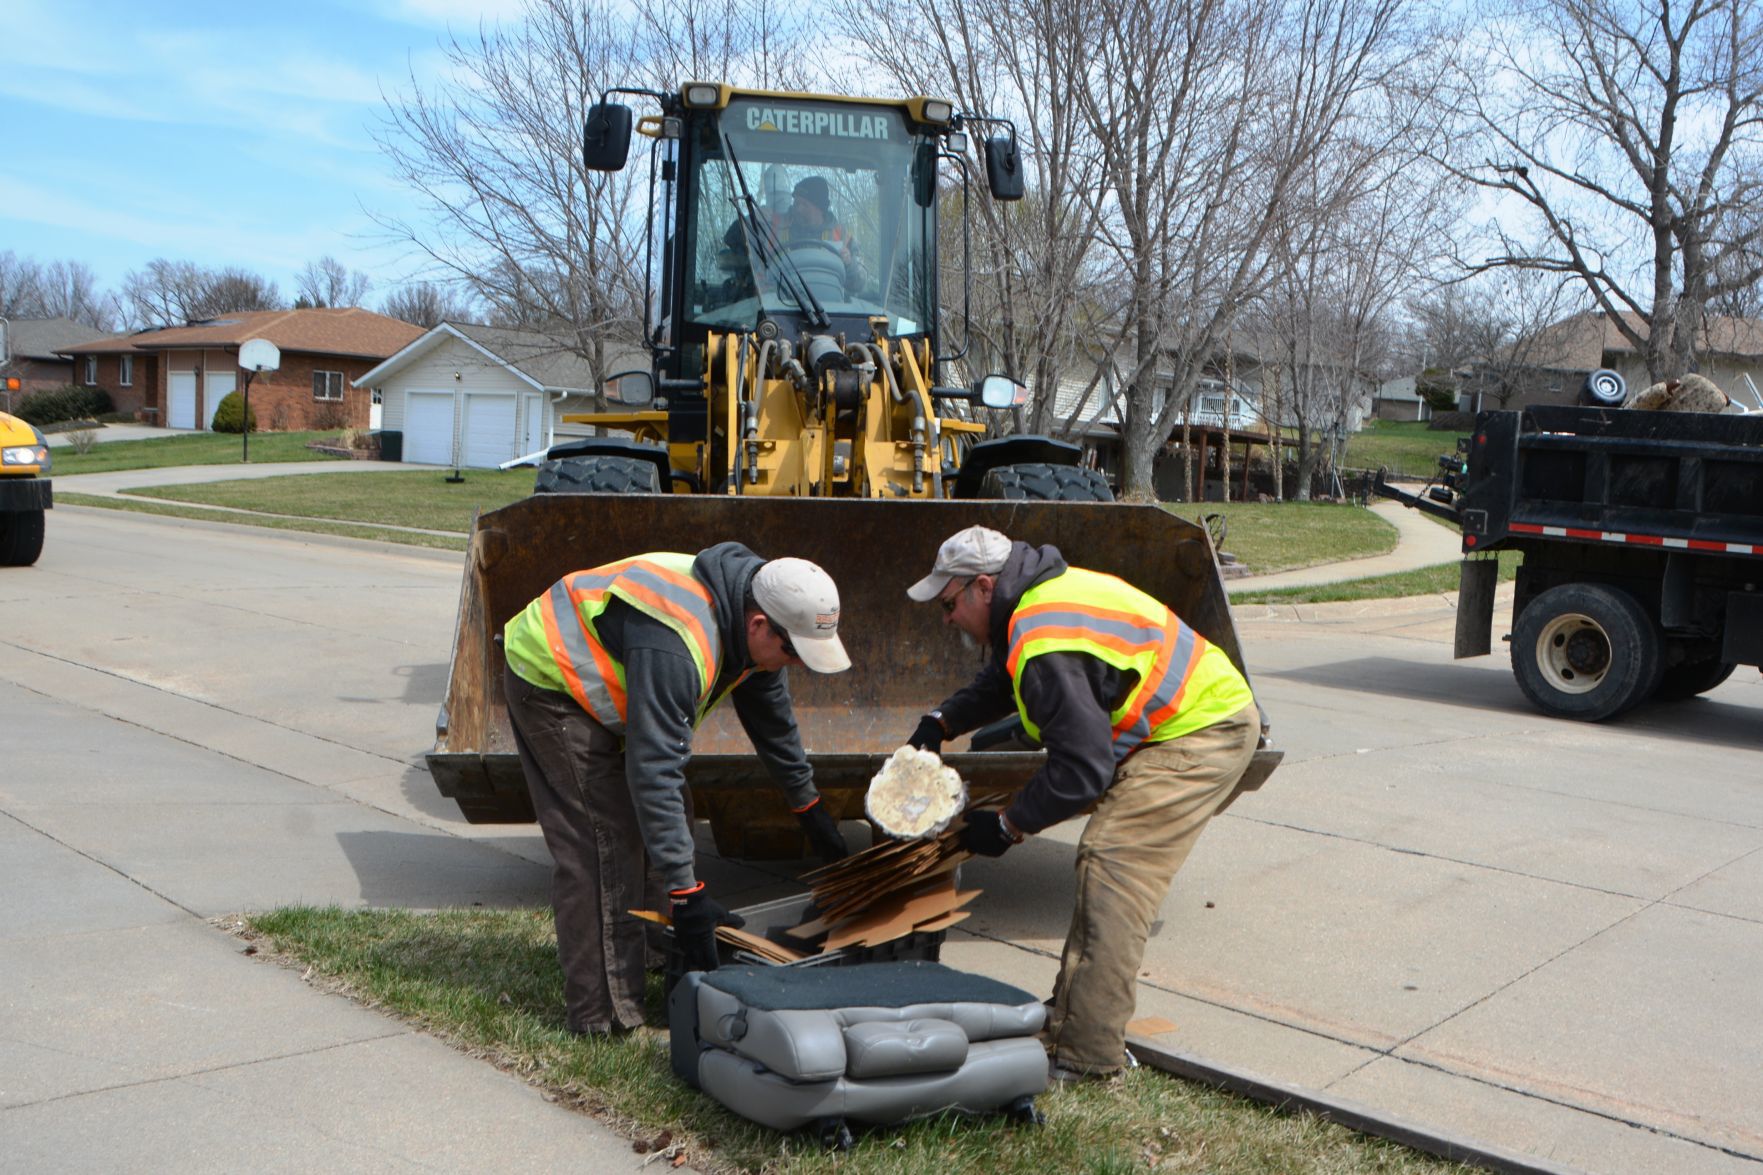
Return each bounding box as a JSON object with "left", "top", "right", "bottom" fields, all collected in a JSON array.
[{"left": 719, "top": 134, "right": 830, "bottom": 330}]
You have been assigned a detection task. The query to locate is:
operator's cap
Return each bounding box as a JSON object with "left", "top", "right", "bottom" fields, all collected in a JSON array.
[
  {"left": 907, "top": 525, "right": 1012, "bottom": 602},
  {"left": 753, "top": 558, "right": 851, "bottom": 673},
  {"left": 793, "top": 176, "right": 831, "bottom": 213}
]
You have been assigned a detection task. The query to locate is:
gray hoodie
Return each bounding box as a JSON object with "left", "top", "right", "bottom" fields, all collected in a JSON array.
[
  {"left": 591, "top": 542, "right": 817, "bottom": 891},
  {"left": 929, "top": 540, "right": 1123, "bottom": 835}
]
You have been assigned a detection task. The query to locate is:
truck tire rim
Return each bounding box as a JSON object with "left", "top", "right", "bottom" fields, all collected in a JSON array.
[{"left": 1535, "top": 613, "right": 1611, "bottom": 694}]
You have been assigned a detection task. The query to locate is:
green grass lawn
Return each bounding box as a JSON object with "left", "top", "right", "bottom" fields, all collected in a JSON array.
[
  {"left": 50, "top": 430, "right": 349, "bottom": 474},
  {"left": 128, "top": 469, "right": 535, "bottom": 531},
  {"left": 1167, "top": 501, "right": 1397, "bottom": 576},
  {"left": 1231, "top": 551, "right": 1520, "bottom": 605},
  {"left": 237, "top": 906, "right": 1463, "bottom": 1175},
  {"left": 1343, "top": 421, "right": 1466, "bottom": 480}
]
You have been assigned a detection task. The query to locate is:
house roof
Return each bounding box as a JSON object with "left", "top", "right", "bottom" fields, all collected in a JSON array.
[
  {"left": 354, "top": 321, "right": 640, "bottom": 391},
  {"left": 3, "top": 317, "right": 113, "bottom": 361},
  {"left": 58, "top": 308, "right": 422, "bottom": 360},
  {"left": 1522, "top": 311, "right": 1763, "bottom": 372}
]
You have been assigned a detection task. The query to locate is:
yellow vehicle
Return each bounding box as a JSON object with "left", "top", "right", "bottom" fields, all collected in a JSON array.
[
  {"left": 0, "top": 388, "right": 52, "bottom": 567},
  {"left": 427, "top": 84, "right": 1277, "bottom": 850}
]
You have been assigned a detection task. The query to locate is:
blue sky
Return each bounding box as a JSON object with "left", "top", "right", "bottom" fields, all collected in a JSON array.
[{"left": 1, "top": 0, "right": 529, "bottom": 309}]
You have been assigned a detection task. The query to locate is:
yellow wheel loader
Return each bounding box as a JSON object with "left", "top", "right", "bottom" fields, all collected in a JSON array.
[
  {"left": 427, "top": 83, "right": 1279, "bottom": 854},
  {"left": 0, "top": 394, "right": 52, "bottom": 568}
]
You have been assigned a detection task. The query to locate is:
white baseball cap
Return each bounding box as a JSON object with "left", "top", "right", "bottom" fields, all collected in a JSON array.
[
  {"left": 907, "top": 525, "right": 1013, "bottom": 602},
  {"left": 752, "top": 558, "right": 851, "bottom": 673}
]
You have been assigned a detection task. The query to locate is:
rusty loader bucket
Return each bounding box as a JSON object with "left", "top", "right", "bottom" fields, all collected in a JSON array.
[{"left": 427, "top": 496, "right": 1281, "bottom": 855}]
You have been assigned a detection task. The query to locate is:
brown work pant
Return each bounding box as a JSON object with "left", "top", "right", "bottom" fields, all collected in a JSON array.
[
  {"left": 503, "top": 665, "right": 661, "bottom": 1034},
  {"left": 1045, "top": 703, "right": 1260, "bottom": 1073}
]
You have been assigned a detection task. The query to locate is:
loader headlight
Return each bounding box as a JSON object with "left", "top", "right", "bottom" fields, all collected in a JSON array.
[
  {"left": 682, "top": 82, "right": 723, "bottom": 108},
  {"left": 920, "top": 98, "right": 953, "bottom": 125},
  {"left": 2, "top": 445, "right": 47, "bottom": 465}
]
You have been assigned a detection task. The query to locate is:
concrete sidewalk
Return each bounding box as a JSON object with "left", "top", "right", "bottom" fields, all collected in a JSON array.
[
  {"left": 43, "top": 423, "right": 194, "bottom": 447},
  {"left": 1226, "top": 497, "right": 1465, "bottom": 592}
]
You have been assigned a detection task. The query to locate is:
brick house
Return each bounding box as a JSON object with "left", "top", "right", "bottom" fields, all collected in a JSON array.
[
  {"left": 58, "top": 308, "right": 423, "bottom": 431},
  {"left": 0, "top": 317, "right": 115, "bottom": 410}
]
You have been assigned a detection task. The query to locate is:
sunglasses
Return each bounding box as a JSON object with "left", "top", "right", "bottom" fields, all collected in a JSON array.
[
  {"left": 940, "top": 577, "right": 976, "bottom": 614},
  {"left": 768, "top": 617, "right": 798, "bottom": 659}
]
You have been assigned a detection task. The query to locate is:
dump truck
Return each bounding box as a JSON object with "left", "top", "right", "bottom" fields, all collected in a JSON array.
[
  {"left": 0, "top": 395, "right": 52, "bottom": 567},
  {"left": 1375, "top": 404, "right": 1763, "bottom": 721},
  {"left": 426, "top": 82, "right": 1280, "bottom": 851}
]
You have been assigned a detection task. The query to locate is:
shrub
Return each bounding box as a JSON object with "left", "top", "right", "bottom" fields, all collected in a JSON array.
[
  {"left": 211, "top": 390, "right": 257, "bottom": 433},
  {"left": 15, "top": 385, "right": 113, "bottom": 426},
  {"left": 1428, "top": 410, "right": 1477, "bottom": 431}
]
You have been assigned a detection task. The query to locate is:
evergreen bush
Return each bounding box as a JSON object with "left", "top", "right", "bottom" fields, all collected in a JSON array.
[
  {"left": 211, "top": 390, "right": 257, "bottom": 434},
  {"left": 15, "top": 385, "right": 113, "bottom": 426}
]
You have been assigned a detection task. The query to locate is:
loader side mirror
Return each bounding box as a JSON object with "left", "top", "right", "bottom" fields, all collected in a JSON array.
[
  {"left": 584, "top": 103, "right": 633, "bottom": 172},
  {"left": 605, "top": 369, "right": 654, "bottom": 405},
  {"left": 912, "top": 140, "right": 937, "bottom": 208},
  {"left": 976, "top": 374, "right": 1028, "bottom": 409},
  {"left": 984, "top": 135, "right": 1024, "bottom": 201}
]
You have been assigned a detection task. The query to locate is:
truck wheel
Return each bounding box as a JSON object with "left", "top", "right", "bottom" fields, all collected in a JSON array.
[
  {"left": 1511, "top": 583, "right": 1661, "bottom": 721},
  {"left": 1654, "top": 659, "right": 1736, "bottom": 702},
  {"left": 532, "top": 455, "right": 662, "bottom": 495},
  {"left": 978, "top": 463, "right": 1114, "bottom": 501},
  {"left": 0, "top": 508, "right": 46, "bottom": 567}
]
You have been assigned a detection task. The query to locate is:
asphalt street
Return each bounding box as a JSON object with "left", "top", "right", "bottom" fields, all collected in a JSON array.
[{"left": 2, "top": 500, "right": 1759, "bottom": 1173}]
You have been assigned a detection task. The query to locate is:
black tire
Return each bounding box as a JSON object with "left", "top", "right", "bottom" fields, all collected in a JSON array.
[
  {"left": 1654, "top": 659, "right": 1737, "bottom": 702},
  {"left": 1580, "top": 368, "right": 1628, "bottom": 407},
  {"left": 1510, "top": 583, "right": 1662, "bottom": 721},
  {"left": 0, "top": 508, "right": 45, "bottom": 567},
  {"left": 532, "top": 455, "right": 662, "bottom": 495},
  {"left": 978, "top": 462, "right": 1114, "bottom": 502}
]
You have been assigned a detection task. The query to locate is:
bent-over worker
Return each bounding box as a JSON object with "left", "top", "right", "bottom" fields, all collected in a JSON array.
[
  {"left": 502, "top": 543, "right": 852, "bottom": 1035},
  {"left": 904, "top": 525, "right": 1260, "bottom": 1080}
]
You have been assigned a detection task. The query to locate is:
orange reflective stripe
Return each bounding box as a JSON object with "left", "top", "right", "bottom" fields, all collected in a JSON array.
[
  {"left": 538, "top": 586, "right": 590, "bottom": 714},
  {"left": 1141, "top": 630, "right": 1206, "bottom": 734}
]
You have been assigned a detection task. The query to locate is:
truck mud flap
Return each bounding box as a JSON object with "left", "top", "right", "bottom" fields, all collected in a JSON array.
[
  {"left": 1455, "top": 559, "right": 1498, "bottom": 659},
  {"left": 429, "top": 495, "right": 1264, "bottom": 827}
]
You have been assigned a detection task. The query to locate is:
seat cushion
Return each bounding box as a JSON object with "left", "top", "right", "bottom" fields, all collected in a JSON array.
[{"left": 843, "top": 1018, "right": 968, "bottom": 1079}]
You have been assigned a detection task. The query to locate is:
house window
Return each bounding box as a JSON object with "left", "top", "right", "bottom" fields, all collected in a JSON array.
[
  {"left": 313, "top": 371, "right": 345, "bottom": 401},
  {"left": 371, "top": 387, "right": 383, "bottom": 405},
  {"left": 119, "top": 355, "right": 133, "bottom": 386},
  {"left": 84, "top": 356, "right": 97, "bottom": 385}
]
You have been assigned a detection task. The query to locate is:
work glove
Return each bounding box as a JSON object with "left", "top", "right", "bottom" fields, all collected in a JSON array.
[
  {"left": 795, "top": 797, "right": 850, "bottom": 864},
  {"left": 959, "top": 809, "right": 1019, "bottom": 858},
  {"left": 669, "top": 885, "right": 745, "bottom": 974},
  {"left": 907, "top": 713, "right": 946, "bottom": 755}
]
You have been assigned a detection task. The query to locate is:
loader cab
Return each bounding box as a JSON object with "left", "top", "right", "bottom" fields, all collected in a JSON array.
[
  {"left": 675, "top": 95, "right": 940, "bottom": 347},
  {"left": 584, "top": 84, "right": 1022, "bottom": 388}
]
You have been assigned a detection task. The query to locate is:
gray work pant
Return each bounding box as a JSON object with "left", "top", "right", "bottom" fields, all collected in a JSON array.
[
  {"left": 1045, "top": 703, "right": 1261, "bottom": 1072},
  {"left": 503, "top": 665, "right": 667, "bottom": 1034}
]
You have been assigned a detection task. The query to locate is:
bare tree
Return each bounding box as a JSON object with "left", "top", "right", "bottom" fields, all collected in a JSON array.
[
  {"left": 380, "top": 281, "right": 479, "bottom": 328},
  {"left": 295, "top": 256, "right": 373, "bottom": 308},
  {"left": 1058, "top": 0, "right": 1423, "bottom": 499},
  {"left": 121, "top": 259, "right": 280, "bottom": 326},
  {"left": 1452, "top": 0, "right": 1763, "bottom": 381},
  {"left": 371, "top": 0, "right": 651, "bottom": 388},
  {"left": 850, "top": 0, "right": 1114, "bottom": 435}
]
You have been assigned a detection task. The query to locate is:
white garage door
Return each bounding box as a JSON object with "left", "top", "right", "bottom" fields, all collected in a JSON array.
[
  {"left": 168, "top": 372, "right": 197, "bottom": 430},
  {"left": 403, "top": 391, "right": 455, "bottom": 465},
  {"left": 204, "top": 372, "right": 236, "bottom": 430},
  {"left": 462, "top": 393, "right": 517, "bottom": 469}
]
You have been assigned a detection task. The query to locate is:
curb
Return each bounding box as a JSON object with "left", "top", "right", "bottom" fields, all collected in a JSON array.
[{"left": 1125, "top": 1035, "right": 1586, "bottom": 1175}]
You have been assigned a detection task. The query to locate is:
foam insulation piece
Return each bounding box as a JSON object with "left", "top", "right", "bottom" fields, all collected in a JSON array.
[{"left": 866, "top": 746, "right": 968, "bottom": 839}]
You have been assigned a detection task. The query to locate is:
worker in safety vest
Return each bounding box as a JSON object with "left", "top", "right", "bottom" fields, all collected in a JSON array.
[
  {"left": 502, "top": 543, "right": 851, "bottom": 1035},
  {"left": 904, "top": 525, "right": 1260, "bottom": 1081}
]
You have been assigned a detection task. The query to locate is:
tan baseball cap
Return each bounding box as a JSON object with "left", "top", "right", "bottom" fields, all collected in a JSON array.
[
  {"left": 907, "top": 525, "right": 1012, "bottom": 602},
  {"left": 752, "top": 558, "right": 851, "bottom": 673}
]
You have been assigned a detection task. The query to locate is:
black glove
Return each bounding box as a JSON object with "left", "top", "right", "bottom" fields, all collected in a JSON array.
[
  {"left": 669, "top": 886, "right": 745, "bottom": 974},
  {"left": 959, "top": 809, "right": 1018, "bottom": 858},
  {"left": 795, "top": 798, "right": 850, "bottom": 864},
  {"left": 907, "top": 713, "right": 946, "bottom": 754}
]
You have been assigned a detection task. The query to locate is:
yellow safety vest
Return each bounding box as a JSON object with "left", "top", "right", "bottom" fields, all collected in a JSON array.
[
  {"left": 502, "top": 552, "right": 749, "bottom": 735},
  {"left": 1005, "top": 568, "right": 1253, "bottom": 760}
]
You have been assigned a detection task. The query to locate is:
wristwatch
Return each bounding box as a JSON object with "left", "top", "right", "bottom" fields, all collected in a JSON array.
[{"left": 929, "top": 709, "right": 951, "bottom": 737}]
